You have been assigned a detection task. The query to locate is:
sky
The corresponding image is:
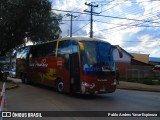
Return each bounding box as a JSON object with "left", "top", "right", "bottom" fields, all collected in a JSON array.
[{"left": 51, "top": 0, "right": 160, "bottom": 58}]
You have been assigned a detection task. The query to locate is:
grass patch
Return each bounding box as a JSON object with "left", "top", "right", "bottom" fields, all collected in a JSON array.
[{"left": 120, "top": 77, "right": 160, "bottom": 85}]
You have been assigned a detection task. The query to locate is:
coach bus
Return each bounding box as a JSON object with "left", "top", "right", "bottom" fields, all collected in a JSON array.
[{"left": 16, "top": 37, "right": 122, "bottom": 94}]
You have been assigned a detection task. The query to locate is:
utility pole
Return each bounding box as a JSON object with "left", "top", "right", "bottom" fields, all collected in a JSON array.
[
  {"left": 84, "top": 2, "right": 99, "bottom": 38},
  {"left": 66, "top": 14, "right": 77, "bottom": 37}
]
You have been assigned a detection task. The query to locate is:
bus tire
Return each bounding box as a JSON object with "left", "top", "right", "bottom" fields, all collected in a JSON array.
[{"left": 56, "top": 79, "right": 64, "bottom": 93}]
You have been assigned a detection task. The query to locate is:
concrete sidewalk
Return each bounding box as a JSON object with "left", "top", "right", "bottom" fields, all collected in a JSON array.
[
  {"left": 117, "top": 81, "right": 160, "bottom": 92},
  {"left": 1, "top": 77, "right": 160, "bottom": 92},
  {"left": 0, "top": 78, "right": 18, "bottom": 90}
]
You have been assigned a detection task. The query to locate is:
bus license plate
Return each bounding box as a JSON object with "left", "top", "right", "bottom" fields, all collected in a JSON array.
[{"left": 100, "top": 86, "right": 106, "bottom": 92}]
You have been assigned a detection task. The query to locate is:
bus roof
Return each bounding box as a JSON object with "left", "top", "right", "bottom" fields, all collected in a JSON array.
[
  {"left": 29, "top": 37, "right": 110, "bottom": 47},
  {"left": 17, "top": 37, "right": 111, "bottom": 50},
  {"left": 60, "top": 37, "right": 110, "bottom": 43}
]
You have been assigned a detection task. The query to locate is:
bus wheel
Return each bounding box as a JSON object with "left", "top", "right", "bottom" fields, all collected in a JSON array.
[{"left": 56, "top": 79, "right": 64, "bottom": 93}]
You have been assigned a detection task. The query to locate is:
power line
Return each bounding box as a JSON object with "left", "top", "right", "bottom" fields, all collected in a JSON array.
[
  {"left": 94, "top": 14, "right": 160, "bottom": 24},
  {"left": 96, "top": 0, "right": 159, "bottom": 5},
  {"left": 52, "top": 7, "right": 160, "bottom": 36},
  {"left": 84, "top": 2, "right": 99, "bottom": 38},
  {"left": 93, "top": 5, "right": 160, "bottom": 34},
  {"left": 92, "top": 1, "right": 160, "bottom": 34},
  {"left": 72, "top": 22, "right": 90, "bottom": 35},
  {"left": 51, "top": 8, "right": 160, "bottom": 24},
  {"left": 95, "top": 20, "right": 160, "bottom": 28},
  {"left": 66, "top": 14, "right": 77, "bottom": 37},
  {"left": 99, "top": 1, "right": 124, "bottom": 14},
  {"left": 62, "top": 20, "right": 90, "bottom": 21}
]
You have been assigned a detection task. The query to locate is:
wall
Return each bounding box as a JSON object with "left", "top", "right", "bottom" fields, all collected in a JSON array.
[
  {"left": 115, "top": 62, "right": 131, "bottom": 78},
  {"left": 113, "top": 49, "right": 131, "bottom": 62},
  {"left": 113, "top": 49, "right": 132, "bottom": 78},
  {"left": 126, "top": 65, "right": 154, "bottom": 80}
]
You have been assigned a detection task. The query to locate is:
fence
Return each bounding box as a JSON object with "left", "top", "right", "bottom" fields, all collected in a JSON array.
[
  {"left": 0, "top": 82, "right": 6, "bottom": 120},
  {"left": 125, "top": 65, "right": 159, "bottom": 80}
]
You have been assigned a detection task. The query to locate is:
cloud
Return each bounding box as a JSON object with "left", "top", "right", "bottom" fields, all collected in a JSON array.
[
  {"left": 52, "top": 0, "right": 91, "bottom": 37},
  {"left": 124, "top": 33, "right": 160, "bottom": 57},
  {"left": 51, "top": 0, "right": 160, "bottom": 57}
]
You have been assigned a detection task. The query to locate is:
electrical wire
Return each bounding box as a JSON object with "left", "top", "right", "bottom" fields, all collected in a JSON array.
[{"left": 72, "top": 22, "right": 90, "bottom": 35}]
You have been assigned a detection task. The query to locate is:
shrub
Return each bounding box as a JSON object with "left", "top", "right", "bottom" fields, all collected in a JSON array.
[{"left": 120, "top": 77, "right": 160, "bottom": 85}]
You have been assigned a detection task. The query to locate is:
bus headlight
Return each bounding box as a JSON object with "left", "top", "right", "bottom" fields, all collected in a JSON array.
[
  {"left": 82, "top": 82, "right": 90, "bottom": 87},
  {"left": 82, "top": 82, "right": 95, "bottom": 89},
  {"left": 111, "top": 79, "right": 117, "bottom": 85}
]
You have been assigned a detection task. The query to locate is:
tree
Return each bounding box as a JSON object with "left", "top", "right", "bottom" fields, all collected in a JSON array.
[{"left": 0, "top": 0, "right": 62, "bottom": 55}]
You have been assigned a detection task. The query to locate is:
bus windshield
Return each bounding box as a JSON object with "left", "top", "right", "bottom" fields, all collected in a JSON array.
[{"left": 79, "top": 41, "right": 114, "bottom": 72}]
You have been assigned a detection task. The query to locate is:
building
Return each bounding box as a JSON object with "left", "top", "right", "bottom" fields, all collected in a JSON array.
[
  {"left": 149, "top": 57, "right": 160, "bottom": 65},
  {"left": 113, "top": 46, "right": 133, "bottom": 78},
  {"left": 131, "top": 53, "right": 149, "bottom": 64},
  {"left": 113, "top": 47, "right": 154, "bottom": 79}
]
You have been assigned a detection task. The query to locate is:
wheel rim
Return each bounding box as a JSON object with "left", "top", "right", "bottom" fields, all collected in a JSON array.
[{"left": 58, "top": 81, "right": 63, "bottom": 92}]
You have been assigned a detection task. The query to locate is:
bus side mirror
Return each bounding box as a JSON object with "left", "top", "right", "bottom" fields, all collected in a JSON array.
[{"left": 112, "top": 45, "right": 123, "bottom": 58}]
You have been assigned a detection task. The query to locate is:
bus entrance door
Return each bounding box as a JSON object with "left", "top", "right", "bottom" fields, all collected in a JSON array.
[{"left": 69, "top": 53, "right": 80, "bottom": 93}]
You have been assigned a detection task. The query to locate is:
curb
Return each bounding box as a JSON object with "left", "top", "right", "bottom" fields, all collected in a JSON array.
[
  {"left": 0, "top": 80, "right": 19, "bottom": 91},
  {"left": 117, "top": 86, "right": 160, "bottom": 92}
]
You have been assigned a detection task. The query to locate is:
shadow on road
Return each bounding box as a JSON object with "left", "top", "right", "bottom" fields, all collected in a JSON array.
[{"left": 23, "top": 82, "right": 116, "bottom": 100}]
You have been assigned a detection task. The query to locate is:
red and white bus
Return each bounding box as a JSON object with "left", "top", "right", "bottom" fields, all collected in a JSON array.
[{"left": 16, "top": 37, "right": 122, "bottom": 94}]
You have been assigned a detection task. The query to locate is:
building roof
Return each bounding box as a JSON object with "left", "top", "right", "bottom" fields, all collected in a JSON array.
[
  {"left": 115, "top": 45, "right": 133, "bottom": 58},
  {"left": 131, "top": 53, "right": 149, "bottom": 64},
  {"left": 131, "top": 59, "right": 153, "bottom": 66},
  {"left": 149, "top": 57, "right": 160, "bottom": 62}
]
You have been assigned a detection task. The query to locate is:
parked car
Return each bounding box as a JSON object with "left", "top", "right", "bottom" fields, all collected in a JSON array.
[{"left": 9, "top": 67, "right": 16, "bottom": 78}]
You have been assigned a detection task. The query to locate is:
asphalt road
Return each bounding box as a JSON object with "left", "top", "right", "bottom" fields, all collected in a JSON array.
[{"left": 5, "top": 82, "right": 160, "bottom": 120}]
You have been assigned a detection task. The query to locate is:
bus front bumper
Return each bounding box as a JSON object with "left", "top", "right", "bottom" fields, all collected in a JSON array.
[{"left": 81, "top": 81, "right": 116, "bottom": 94}]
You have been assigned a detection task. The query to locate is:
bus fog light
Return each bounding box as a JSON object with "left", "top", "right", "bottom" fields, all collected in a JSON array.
[
  {"left": 90, "top": 83, "right": 95, "bottom": 89},
  {"left": 111, "top": 79, "right": 117, "bottom": 85}
]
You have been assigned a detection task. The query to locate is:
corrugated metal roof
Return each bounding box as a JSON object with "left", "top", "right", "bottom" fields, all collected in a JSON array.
[
  {"left": 149, "top": 57, "right": 160, "bottom": 62},
  {"left": 131, "top": 53, "right": 149, "bottom": 64}
]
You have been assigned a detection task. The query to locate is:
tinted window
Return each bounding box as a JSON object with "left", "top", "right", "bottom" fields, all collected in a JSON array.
[
  {"left": 58, "top": 40, "right": 72, "bottom": 55},
  {"left": 16, "top": 47, "right": 30, "bottom": 59},
  {"left": 79, "top": 41, "right": 114, "bottom": 72},
  {"left": 29, "top": 42, "right": 57, "bottom": 58}
]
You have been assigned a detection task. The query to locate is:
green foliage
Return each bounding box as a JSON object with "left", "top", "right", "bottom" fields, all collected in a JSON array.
[
  {"left": 121, "top": 77, "right": 160, "bottom": 85},
  {"left": 0, "top": 0, "right": 62, "bottom": 55}
]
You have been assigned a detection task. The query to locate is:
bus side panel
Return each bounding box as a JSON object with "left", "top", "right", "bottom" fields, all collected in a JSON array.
[
  {"left": 27, "top": 56, "right": 57, "bottom": 86},
  {"left": 57, "top": 55, "right": 70, "bottom": 93},
  {"left": 56, "top": 57, "right": 71, "bottom": 93},
  {"left": 27, "top": 56, "right": 71, "bottom": 92},
  {"left": 42, "top": 56, "right": 58, "bottom": 87}
]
